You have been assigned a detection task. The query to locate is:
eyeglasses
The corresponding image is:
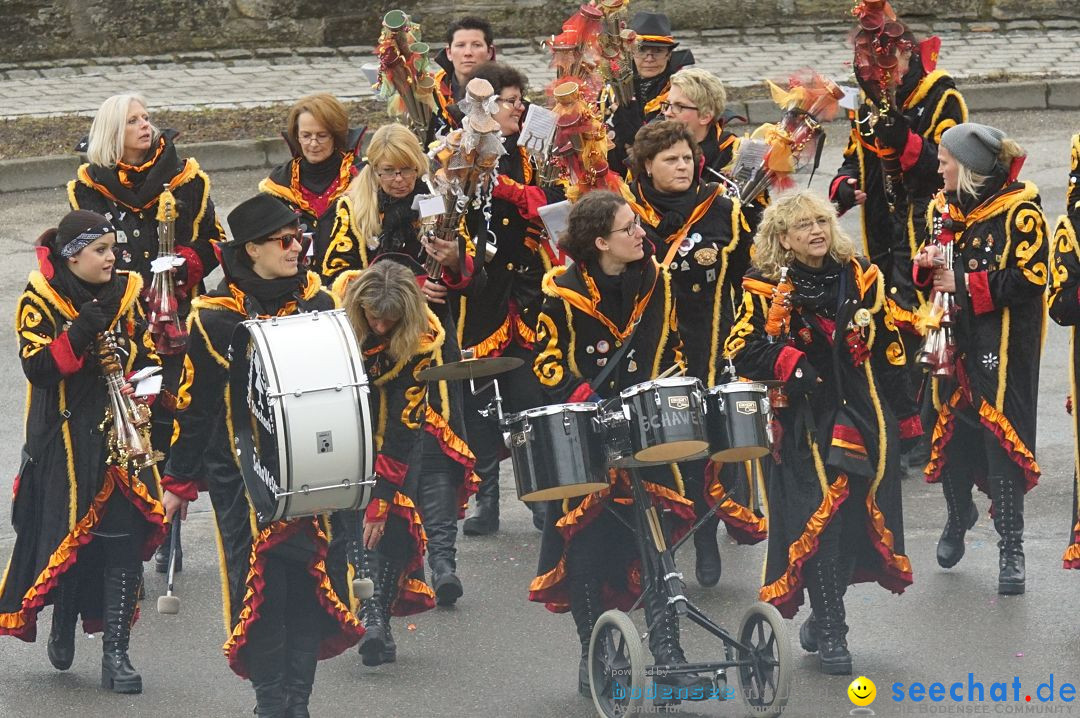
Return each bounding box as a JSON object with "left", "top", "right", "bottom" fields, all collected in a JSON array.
[
  {"left": 609, "top": 216, "right": 642, "bottom": 238},
  {"left": 257, "top": 229, "right": 303, "bottom": 249},
  {"left": 498, "top": 95, "right": 525, "bottom": 110},
  {"left": 660, "top": 100, "right": 698, "bottom": 114},
  {"left": 375, "top": 167, "right": 419, "bottom": 180},
  {"left": 791, "top": 217, "right": 831, "bottom": 233},
  {"left": 298, "top": 132, "right": 332, "bottom": 145},
  {"left": 634, "top": 47, "right": 671, "bottom": 59}
]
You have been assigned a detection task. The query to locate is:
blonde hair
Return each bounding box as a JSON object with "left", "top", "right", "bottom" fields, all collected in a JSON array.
[
  {"left": 86, "top": 94, "right": 157, "bottom": 167},
  {"left": 344, "top": 260, "right": 427, "bottom": 362},
  {"left": 669, "top": 68, "right": 727, "bottom": 122},
  {"left": 346, "top": 123, "right": 430, "bottom": 247},
  {"left": 955, "top": 138, "right": 1026, "bottom": 202},
  {"left": 752, "top": 189, "right": 858, "bottom": 279}
]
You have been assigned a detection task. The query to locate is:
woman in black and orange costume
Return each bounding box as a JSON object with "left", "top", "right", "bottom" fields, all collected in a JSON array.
[
  {"left": 160, "top": 194, "right": 359, "bottom": 717},
  {"left": 0, "top": 210, "right": 166, "bottom": 694},
  {"left": 338, "top": 260, "right": 446, "bottom": 665},
  {"left": 915, "top": 124, "right": 1047, "bottom": 596},
  {"left": 530, "top": 189, "right": 710, "bottom": 699},
  {"left": 1051, "top": 134, "right": 1080, "bottom": 571},
  {"left": 725, "top": 190, "right": 918, "bottom": 675},
  {"left": 324, "top": 122, "right": 479, "bottom": 607},
  {"left": 627, "top": 120, "right": 758, "bottom": 589},
  {"left": 259, "top": 93, "right": 366, "bottom": 285},
  {"left": 69, "top": 92, "right": 223, "bottom": 573}
]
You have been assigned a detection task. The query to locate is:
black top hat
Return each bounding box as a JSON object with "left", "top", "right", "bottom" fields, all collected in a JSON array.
[
  {"left": 631, "top": 12, "right": 678, "bottom": 48},
  {"left": 226, "top": 194, "right": 299, "bottom": 245}
]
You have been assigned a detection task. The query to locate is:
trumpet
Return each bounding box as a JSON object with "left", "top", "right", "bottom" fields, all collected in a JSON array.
[
  {"left": 97, "top": 333, "right": 163, "bottom": 470},
  {"left": 916, "top": 206, "right": 958, "bottom": 377}
]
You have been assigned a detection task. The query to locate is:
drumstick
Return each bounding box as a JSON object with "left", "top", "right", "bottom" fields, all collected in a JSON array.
[
  {"left": 657, "top": 364, "right": 684, "bottom": 379},
  {"left": 156, "top": 520, "right": 181, "bottom": 615}
]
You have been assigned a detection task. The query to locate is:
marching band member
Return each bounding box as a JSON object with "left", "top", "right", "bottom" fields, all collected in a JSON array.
[
  {"left": 829, "top": 4, "right": 968, "bottom": 469},
  {"left": 325, "top": 122, "right": 478, "bottom": 606},
  {"left": 454, "top": 61, "right": 548, "bottom": 537},
  {"left": 1051, "top": 134, "right": 1080, "bottom": 571},
  {"left": 0, "top": 210, "right": 166, "bottom": 693},
  {"left": 661, "top": 68, "right": 740, "bottom": 182},
  {"left": 428, "top": 16, "right": 496, "bottom": 141},
  {"left": 627, "top": 120, "right": 758, "bottom": 587},
  {"left": 530, "top": 190, "right": 710, "bottom": 700},
  {"left": 259, "top": 93, "right": 366, "bottom": 285},
  {"left": 160, "top": 194, "right": 359, "bottom": 717},
  {"left": 69, "top": 92, "right": 223, "bottom": 574},
  {"left": 915, "top": 124, "right": 1046, "bottom": 595},
  {"left": 725, "top": 190, "right": 918, "bottom": 675},
  {"left": 339, "top": 260, "right": 443, "bottom": 664},
  {"left": 609, "top": 11, "right": 694, "bottom": 175}
]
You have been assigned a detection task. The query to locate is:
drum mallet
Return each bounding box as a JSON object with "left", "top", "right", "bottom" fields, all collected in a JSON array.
[{"left": 156, "top": 520, "right": 181, "bottom": 615}]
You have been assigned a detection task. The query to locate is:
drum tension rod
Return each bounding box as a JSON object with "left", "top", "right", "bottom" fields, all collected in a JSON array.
[
  {"left": 273, "top": 477, "right": 376, "bottom": 498},
  {"left": 268, "top": 379, "right": 369, "bottom": 398}
]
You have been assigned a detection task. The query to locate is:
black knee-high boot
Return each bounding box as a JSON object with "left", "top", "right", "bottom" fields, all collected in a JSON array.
[
  {"left": 992, "top": 471, "right": 1025, "bottom": 595},
  {"left": 419, "top": 472, "right": 463, "bottom": 606},
  {"left": 283, "top": 645, "right": 318, "bottom": 718},
  {"left": 356, "top": 549, "right": 402, "bottom": 667},
  {"left": 692, "top": 513, "right": 722, "bottom": 588},
  {"left": 47, "top": 573, "right": 79, "bottom": 671},
  {"left": 100, "top": 567, "right": 143, "bottom": 693},
  {"left": 463, "top": 472, "right": 500, "bottom": 536},
  {"left": 937, "top": 474, "right": 979, "bottom": 569},
  {"left": 570, "top": 577, "right": 602, "bottom": 697},
  {"left": 643, "top": 585, "right": 711, "bottom": 697},
  {"left": 806, "top": 557, "right": 852, "bottom": 675},
  {"left": 247, "top": 636, "right": 288, "bottom": 718}
]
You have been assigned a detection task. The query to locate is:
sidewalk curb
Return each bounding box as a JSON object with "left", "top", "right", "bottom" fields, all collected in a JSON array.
[{"left": 2, "top": 79, "right": 1078, "bottom": 194}]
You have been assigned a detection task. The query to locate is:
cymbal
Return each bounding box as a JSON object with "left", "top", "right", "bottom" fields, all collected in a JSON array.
[{"left": 417, "top": 356, "right": 524, "bottom": 381}]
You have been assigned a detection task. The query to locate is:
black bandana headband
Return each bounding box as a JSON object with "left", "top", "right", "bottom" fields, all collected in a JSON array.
[{"left": 59, "top": 223, "right": 114, "bottom": 258}]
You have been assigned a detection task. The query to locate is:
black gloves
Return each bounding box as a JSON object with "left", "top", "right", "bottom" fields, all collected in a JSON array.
[
  {"left": 67, "top": 300, "right": 109, "bottom": 353},
  {"left": 832, "top": 177, "right": 860, "bottom": 214},
  {"left": 872, "top": 107, "right": 911, "bottom": 152},
  {"left": 785, "top": 356, "right": 820, "bottom": 396}
]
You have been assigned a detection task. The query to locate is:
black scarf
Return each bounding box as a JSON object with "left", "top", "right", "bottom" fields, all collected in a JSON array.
[
  {"left": 896, "top": 51, "right": 926, "bottom": 108},
  {"left": 299, "top": 152, "right": 344, "bottom": 195},
  {"left": 377, "top": 187, "right": 424, "bottom": 255},
  {"left": 86, "top": 131, "right": 183, "bottom": 211},
  {"left": 51, "top": 260, "right": 125, "bottom": 325},
  {"left": 635, "top": 174, "right": 707, "bottom": 239},
  {"left": 788, "top": 257, "right": 844, "bottom": 319},
  {"left": 216, "top": 243, "right": 306, "bottom": 316},
  {"left": 586, "top": 257, "right": 647, "bottom": 329}
]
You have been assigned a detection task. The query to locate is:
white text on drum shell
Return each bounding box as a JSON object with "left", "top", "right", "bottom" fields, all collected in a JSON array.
[{"left": 640, "top": 410, "right": 702, "bottom": 432}]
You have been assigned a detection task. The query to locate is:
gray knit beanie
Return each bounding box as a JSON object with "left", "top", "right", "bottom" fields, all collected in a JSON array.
[{"left": 940, "top": 122, "right": 1005, "bottom": 175}]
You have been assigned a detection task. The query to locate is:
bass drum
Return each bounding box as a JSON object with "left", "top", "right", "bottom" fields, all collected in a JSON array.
[
  {"left": 620, "top": 377, "right": 708, "bottom": 463},
  {"left": 705, "top": 381, "right": 770, "bottom": 462},
  {"left": 506, "top": 403, "right": 610, "bottom": 502},
  {"left": 230, "top": 309, "right": 374, "bottom": 527}
]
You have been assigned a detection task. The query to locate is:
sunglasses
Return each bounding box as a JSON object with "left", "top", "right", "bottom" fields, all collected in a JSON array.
[{"left": 256, "top": 229, "right": 304, "bottom": 249}]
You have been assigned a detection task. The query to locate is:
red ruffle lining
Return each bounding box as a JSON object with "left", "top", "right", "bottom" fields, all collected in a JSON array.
[
  {"left": 224, "top": 519, "right": 363, "bottom": 678},
  {"left": 703, "top": 461, "right": 767, "bottom": 545}
]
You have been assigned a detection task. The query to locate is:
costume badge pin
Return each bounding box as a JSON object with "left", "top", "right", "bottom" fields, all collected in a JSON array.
[
  {"left": 693, "top": 247, "right": 718, "bottom": 266},
  {"left": 596, "top": 340, "right": 610, "bottom": 354}
]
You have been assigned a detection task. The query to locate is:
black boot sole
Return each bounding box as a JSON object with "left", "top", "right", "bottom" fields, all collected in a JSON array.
[
  {"left": 462, "top": 519, "right": 499, "bottom": 536},
  {"left": 101, "top": 670, "right": 143, "bottom": 694},
  {"left": 998, "top": 576, "right": 1025, "bottom": 595},
  {"left": 47, "top": 642, "right": 74, "bottom": 671},
  {"left": 359, "top": 629, "right": 388, "bottom": 667},
  {"left": 819, "top": 654, "right": 853, "bottom": 675},
  {"left": 799, "top": 619, "right": 818, "bottom": 654},
  {"left": 693, "top": 542, "right": 722, "bottom": 588},
  {"left": 155, "top": 554, "right": 182, "bottom": 574}
]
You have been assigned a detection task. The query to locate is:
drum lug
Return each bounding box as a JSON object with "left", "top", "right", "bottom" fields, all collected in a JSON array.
[
  {"left": 563, "top": 411, "right": 573, "bottom": 434},
  {"left": 653, "top": 390, "right": 661, "bottom": 407}
]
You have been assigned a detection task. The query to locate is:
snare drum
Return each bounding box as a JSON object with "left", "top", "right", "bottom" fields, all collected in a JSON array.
[
  {"left": 230, "top": 310, "right": 375, "bottom": 526},
  {"left": 595, "top": 407, "right": 678, "bottom": 468},
  {"left": 705, "top": 382, "right": 770, "bottom": 462},
  {"left": 620, "top": 377, "right": 708, "bottom": 463},
  {"left": 505, "top": 403, "right": 610, "bottom": 502}
]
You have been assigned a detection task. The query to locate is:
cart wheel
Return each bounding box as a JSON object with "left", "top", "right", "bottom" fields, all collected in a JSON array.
[
  {"left": 736, "top": 602, "right": 791, "bottom": 717},
  {"left": 589, "top": 610, "right": 645, "bottom": 717}
]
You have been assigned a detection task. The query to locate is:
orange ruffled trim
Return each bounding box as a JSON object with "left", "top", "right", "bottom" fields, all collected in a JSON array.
[
  {"left": 886, "top": 297, "right": 922, "bottom": 335},
  {"left": 759, "top": 475, "right": 849, "bottom": 619},
  {"left": 513, "top": 313, "right": 537, "bottom": 349},
  {"left": 0, "top": 466, "right": 165, "bottom": 640},
  {"left": 528, "top": 471, "right": 694, "bottom": 613},
  {"left": 860, "top": 491, "right": 913, "bottom": 593},
  {"left": 704, "top": 461, "right": 767, "bottom": 545},
  {"left": 468, "top": 316, "right": 513, "bottom": 358},
  {"left": 976, "top": 401, "right": 1040, "bottom": 492},
  {"left": 423, "top": 407, "right": 481, "bottom": 511},
  {"left": 386, "top": 492, "right": 436, "bottom": 617},
  {"left": 224, "top": 518, "right": 363, "bottom": 678},
  {"left": 1064, "top": 521, "right": 1080, "bottom": 570}
]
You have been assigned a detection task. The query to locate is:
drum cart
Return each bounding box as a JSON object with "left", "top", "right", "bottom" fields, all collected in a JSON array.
[{"left": 585, "top": 471, "right": 791, "bottom": 717}]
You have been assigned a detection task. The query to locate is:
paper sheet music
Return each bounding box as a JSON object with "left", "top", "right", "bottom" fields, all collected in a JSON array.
[
  {"left": 538, "top": 201, "right": 571, "bottom": 250},
  {"left": 518, "top": 106, "right": 557, "bottom": 156}
]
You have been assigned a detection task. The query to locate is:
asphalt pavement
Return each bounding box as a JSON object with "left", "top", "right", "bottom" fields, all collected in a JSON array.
[{"left": 0, "top": 109, "right": 1078, "bottom": 717}]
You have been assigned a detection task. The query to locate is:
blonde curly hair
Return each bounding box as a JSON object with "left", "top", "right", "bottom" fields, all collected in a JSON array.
[{"left": 752, "top": 189, "right": 858, "bottom": 280}]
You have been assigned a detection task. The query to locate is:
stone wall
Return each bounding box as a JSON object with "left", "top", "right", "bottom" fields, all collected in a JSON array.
[{"left": 2, "top": 0, "right": 1074, "bottom": 63}]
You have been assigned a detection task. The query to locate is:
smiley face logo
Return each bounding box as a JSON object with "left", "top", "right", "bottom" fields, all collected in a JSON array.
[{"left": 848, "top": 676, "right": 876, "bottom": 707}]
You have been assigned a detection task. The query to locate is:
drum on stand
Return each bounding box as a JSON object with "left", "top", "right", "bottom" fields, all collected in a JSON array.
[
  {"left": 619, "top": 377, "right": 708, "bottom": 463},
  {"left": 230, "top": 309, "right": 375, "bottom": 526},
  {"left": 505, "top": 403, "right": 610, "bottom": 502},
  {"left": 595, "top": 404, "right": 686, "bottom": 468},
  {"left": 704, "top": 381, "right": 770, "bottom": 462}
]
